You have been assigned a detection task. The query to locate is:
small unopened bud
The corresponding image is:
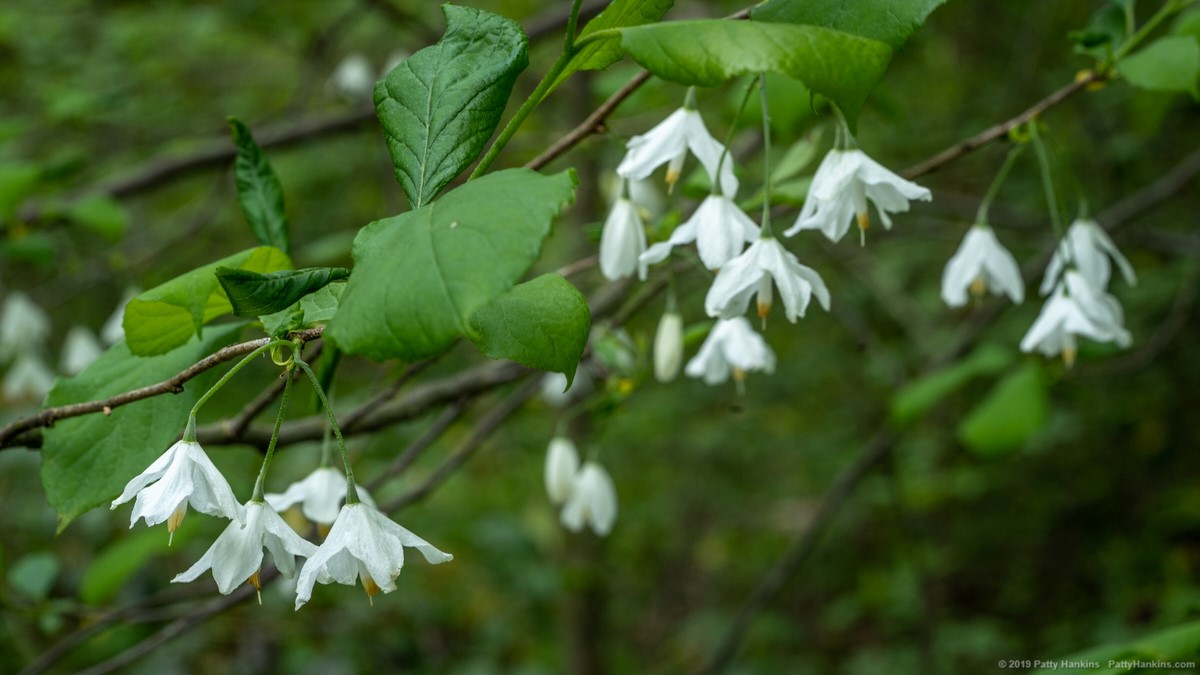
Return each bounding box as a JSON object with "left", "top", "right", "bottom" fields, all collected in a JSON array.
[{"left": 653, "top": 312, "right": 684, "bottom": 383}]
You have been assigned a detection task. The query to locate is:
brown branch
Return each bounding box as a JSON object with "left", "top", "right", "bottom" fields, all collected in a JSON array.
[
  {"left": 696, "top": 431, "right": 898, "bottom": 675},
  {"left": 526, "top": 70, "right": 654, "bottom": 171},
  {"left": 340, "top": 359, "right": 435, "bottom": 432},
  {"left": 901, "top": 71, "right": 1101, "bottom": 180},
  {"left": 366, "top": 402, "right": 465, "bottom": 492},
  {"left": 382, "top": 375, "right": 542, "bottom": 513},
  {"left": 0, "top": 327, "right": 325, "bottom": 449}
]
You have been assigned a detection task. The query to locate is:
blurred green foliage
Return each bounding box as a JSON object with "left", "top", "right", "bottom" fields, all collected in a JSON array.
[{"left": 1, "top": 1, "right": 1199, "bottom": 674}]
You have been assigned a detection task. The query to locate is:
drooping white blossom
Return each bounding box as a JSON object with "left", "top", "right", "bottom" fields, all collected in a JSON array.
[
  {"left": 294, "top": 502, "right": 452, "bottom": 609},
  {"left": 786, "top": 148, "right": 931, "bottom": 243},
  {"left": 266, "top": 466, "right": 376, "bottom": 526},
  {"left": 60, "top": 326, "right": 104, "bottom": 376},
  {"left": 544, "top": 437, "right": 580, "bottom": 506},
  {"left": 617, "top": 106, "right": 738, "bottom": 196},
  {"left": 1039, "top": 218, "right": 1136, "bottom": 295},
  {"left": 653, "top": 311, "right": 684, "bottom": 383},
  {"left": 173, "top": 501, "right": 318, "bottom": 595},
  {"left": 560, "top": 462, "right": 617, "bottom": 536},
  {"left": 0, "top": 292, "right": 50, "bottom": 362},
  {"left": 684, "top": 317, "right": 776, "bottom": 385},
  {"left": 941, "top": 224, "right": 1025, "bottom": 307},
  {"left": 110, "top": 440, "right": 243, "bottom": 541},
  {"left": 705, "top": 237, "right": 831, "bottom": 323},
  {"left": 328, "top": 53, "right": 375, "bottom": 100},
  {"left": 1020, "top": 270, "right": 1131, "bottom": 366},
  {"left": 1, "top": 352, "right": 55, "bottom": 402},
  {"left": 640, "top": 194, "right": 759, "bottom": 270},
  {"left": 599, "top": 196, "right": 647, "bottom": 281}
]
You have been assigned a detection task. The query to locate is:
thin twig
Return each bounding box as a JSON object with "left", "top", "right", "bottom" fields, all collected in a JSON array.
[
  {"left": 382, "top": 375, "right": 542, "bottom": 513},
  {"left": 696, "top": 431, "right": 898, "bottom": 675},
  {"left": 901, "top": 72, "right": 1100, "bottom": 179},
  {"left": 341, "top": 359, "right": 434, "bottom": 432},
  {"left": 527, "top": 70, "right": 653, "bottom": 171},
  {"left": 0, "top": 327, "right": 324, "bottom": 449},
  {"left": 366, "top": 402, "right": 466, "bottom": 492}
]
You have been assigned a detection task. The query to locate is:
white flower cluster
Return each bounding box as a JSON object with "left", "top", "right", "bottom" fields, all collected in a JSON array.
[
  {"left": 0, "top": 291, "right": 111, "bottom": 403},
  {"left": 543, "top": 437, "right": 617, "bottom": 536},
  {"left": 111, "top": 440, "right": 451, "bottom": 608},
  {"left": 599, "top": 97, "right": 931, "bottom": 388},
  {"left": 939, "top": 217, "right": 1136, "bottom": 366}
]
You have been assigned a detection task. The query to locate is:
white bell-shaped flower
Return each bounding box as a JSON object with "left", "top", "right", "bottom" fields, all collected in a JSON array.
[
  {"left": 60, "top": 326, "right": 104, "bottom": 375},
  {"left": 0, "top": 292, "right": 50, "bottom": 362},
  {"left": 294, "top": 502, "right": 452, "bottom": 609},
  {"left": 1020, "top": 270, "right": 1131, "bottom": 366},
  {"left": 544, "top": 437, "right": 580, "bottom": 506},
  {"left": 110, "top": 440, "right": 243, "bottom": 541},
  {"left": 941, "top": 224, "right": 1025, "bottom": 307},
  {"left": 653, "top": 311, "right": 684, "bottom": 383},
  {"left": 617, "top": 105, "right": 738, "bottom": 196},
  {"left": 786, "top": 148, "right": 931, "bottom": 243},
  {"left": 328, "top": 53, "right": 375, "bottom": 100},
  {"left": 599, "top": 196, "right": 647, "bottom": 281},
  {"left": 1, "top": 352, "right": 55, "bottom": 402},
  {"left": 705, "top": 237, "right": 831, "bottom": 323},
  {"left": 265, "top": 466, "right": 376, "bottom": 526},
  {"left": 1039, "top": 218, "right": 1136, "bottom": 295},
  {"left": 640, "top": 194, "right": 759, "bottom": 270},
  {"left": 560, "top": 462, "right": 617, "bottom": 536},
  {"left": 173, "top": 501, "right": 318, "bottom": 595},
  {"left": 684, "top": 317, "right": 776, "bottom": 385}
]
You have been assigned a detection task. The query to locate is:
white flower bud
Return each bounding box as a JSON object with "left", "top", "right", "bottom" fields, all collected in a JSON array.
[
  {"left": 544, "top": 437, "right": 580, "bottom": 506},
  {"left": 654, "top": 311, "right": 684, "bottom": 383}
]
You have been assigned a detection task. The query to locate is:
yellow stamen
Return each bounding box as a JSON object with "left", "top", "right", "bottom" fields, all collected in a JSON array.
[
  {"left": 969, "top": 276, "right": 987, "bottom": 297},
  {"left": 247, "top": 570, "right": 262, "bottom": 605},
  {"left": 362, "top": 573, "right": 381, "bottom": 606},
  {"left": 1063, "top": 345, "right": 1077, "bottom": 369},
  {"left": 167, "top": 503, "right": 187, "bottom": 545},
  {"left": 318, "top": 523, "right": 332, "bottom": 540},
  {"left": 856, "top": 210, "right": 870, "bottom": 232}
]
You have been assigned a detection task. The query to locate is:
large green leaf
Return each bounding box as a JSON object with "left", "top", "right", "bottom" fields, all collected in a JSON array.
[
  {"left": 751, "top": 0, "right": 947, "bottom": 49},
  {"left": 215, "top": 267, "right": 349, "bottom": 318},
  {"left": 550, "top": 0, "right": 675, "bottom": 91},
  {"left": 326, "top": 169, "right": 577, "bottom": 362},
  {"left": 374, "top": 5, "right": 528, "bottom": 208},
  {"left": 123, "top": 247, "right": 291, "bottom": 356},
  {"left": 229, "top": 118, "right": 290, "bottom": 254},
  {"left": 956, "top": 362, "right": 1049, "bottom": 457},
  {"left": 1032, "top": 619, "right": 1200, "bottom": 675},
  {"left": 618, "top": 21, "right": 892, "bottom": 128},
  {"left": 40, "top": 324, "right": 244, "bottom": 531},
  {"left": 467, "top": 273, "right": 590, "bottom": 386},
  {"left": 1118, "top": 35, "right": 1200, "bottom": 98},
  {"left": 889, "top": 343, "right": 1012, "bottom": 426}
]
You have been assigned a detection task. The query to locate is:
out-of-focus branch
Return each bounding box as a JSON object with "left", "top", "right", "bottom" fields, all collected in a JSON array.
[
  {"left": 697, "top": 431, "right": 899, "bottom": 674},
  {"left": 382, "top": 375, "right": 542, "bottom": 513},
  {"left": 0, "top": 328, "right": 325, "bottom": 449},
  {"left": 901, "top": 71, "right": 1101, "bottom": 180}
]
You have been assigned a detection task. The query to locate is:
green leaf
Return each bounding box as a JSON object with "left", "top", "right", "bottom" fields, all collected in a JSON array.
[
  {"left": 1033, "top": 619, "right": 1200, "bottom": 675},
  {"left": 374, "top": 5, "right": 528, "bottom": 208},
  {"left": 260, "top": 305, "right": 306, "bottom": 338},
  {"left": 215, "top": 267, "right": 349, "bottom": 318},
  {"left": 326, "top": 169, "right": 577, "bottom": 362},
  {"left": 617, "top": 21, "right": 892, "bottom": 129},
  {"left": 0, "top": 163, "right": 39, "bottom": 219},
  {"left": 467, "top": 274, "right": 590, "bottom": 386},
  {"left": 40, "top": 324, "right": 244, "bottom": 531},
  {"left": 551, "top": 0, "right": 675, "bottom": 90},
  {"left": 751, "top": 0, "right": 947, "bottom": 49},
  {"left": 956, "top": 362, "right": 1049, "bottom": 457},
  {"left": 66, "top": 195, "right": 128, "bottom": 241},
  {"left": 299, "top": 282, "right": 345, "bottom": 323},
  {"left": 8, "top": 552, "right": 59, "bottom": 602},
  {"left": 889, "top": 344, "right": 1012, "bottom": 426},
  {"left": 1119, "top": 35, "right": 1200, "bottom": 97},
  {"left": 123, "top": 246, "right": 291, "bottom": 356},
  {"left": 229, "top": 117, "right": 290, "bottom": 254}
]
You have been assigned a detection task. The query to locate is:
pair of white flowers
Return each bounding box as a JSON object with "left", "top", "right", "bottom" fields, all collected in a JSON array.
[
  {"left": 543, "top": 437, "right": 617, "bottom": 536},
  {"left": 111, "top": 440, "right": 451, "bottom": 607}
]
